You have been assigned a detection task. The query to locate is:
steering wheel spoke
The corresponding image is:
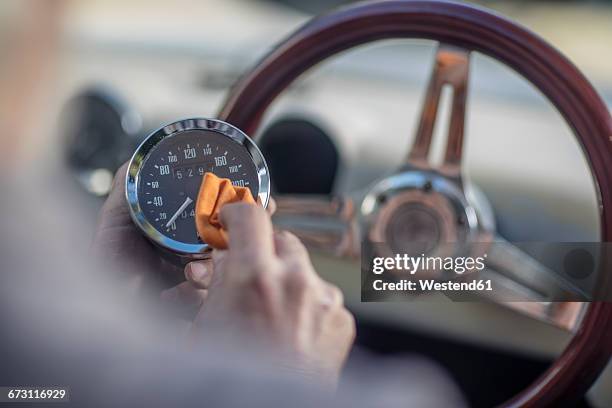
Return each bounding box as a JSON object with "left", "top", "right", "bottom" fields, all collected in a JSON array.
[
  {"left": 272, "top": 195, "right": 359, "bottom": 258},
  {"left": 407, "top": 45, "right": 470, "bottom": 178},
  {"left": 477, "top": 237, "right": 588, "bottom": 331}
]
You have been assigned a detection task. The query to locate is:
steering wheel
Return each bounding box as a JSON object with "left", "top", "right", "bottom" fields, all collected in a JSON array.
[{"left": 217, "top": 1, "right": 612, "bottom": 406}]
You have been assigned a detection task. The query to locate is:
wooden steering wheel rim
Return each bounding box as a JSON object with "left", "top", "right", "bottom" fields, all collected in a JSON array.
[{"left": 218, "top": 1, "right": 612, "bottom": 406}]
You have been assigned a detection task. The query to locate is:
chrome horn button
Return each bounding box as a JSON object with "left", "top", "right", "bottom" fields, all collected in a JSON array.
[{"left": 361, "top": 170, "right": 480, "bottom": 261}]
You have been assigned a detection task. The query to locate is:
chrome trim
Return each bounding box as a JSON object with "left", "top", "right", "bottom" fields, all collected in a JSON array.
[
  {"left": 126, "top": 118, "right": 270, "bottom": 258},
  {"left": 361, "top": 169, "right": 479, "bottom": 243},
  {"left": 273, "top": 195, "right": 359, "bottom": 258},
  {"left": 407, "top": 45, "right": 470, "bottom": 177}
]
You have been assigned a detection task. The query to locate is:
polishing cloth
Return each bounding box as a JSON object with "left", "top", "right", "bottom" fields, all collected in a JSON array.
[{"left": 195, "top": 172, "right": 255, "bottom": 249}]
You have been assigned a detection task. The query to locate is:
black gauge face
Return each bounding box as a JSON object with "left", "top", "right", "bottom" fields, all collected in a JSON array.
[{"left": 137, "top": 129, "right": 259, "bottom": 244}]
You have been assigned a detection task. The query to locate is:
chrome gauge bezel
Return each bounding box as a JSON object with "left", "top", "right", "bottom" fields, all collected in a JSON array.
[{"left": 126, "top": 118, "right": 270, "bottom": 256}]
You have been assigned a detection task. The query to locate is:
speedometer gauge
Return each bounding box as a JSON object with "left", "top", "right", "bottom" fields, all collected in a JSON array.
[{"left": 126, "top": 118, "right": 270, "bottom": 262}]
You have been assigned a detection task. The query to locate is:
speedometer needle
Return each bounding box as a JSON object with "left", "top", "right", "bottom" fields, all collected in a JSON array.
[{"left": 166, "top": 196, "right": 193, "bottom": 228}]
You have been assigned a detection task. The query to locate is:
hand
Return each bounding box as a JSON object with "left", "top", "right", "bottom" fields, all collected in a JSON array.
[
  {"left": 92, "top": 162, "right": 211, "bottom": 308},
  {"left": 92, "top": 162, "right": 274, "bottom": 311},
  {"left": 191, "top": 203, "right": 356, "bottom": 386}
]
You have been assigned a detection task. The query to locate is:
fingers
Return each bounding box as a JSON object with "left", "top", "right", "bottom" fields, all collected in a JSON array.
[
  {"left": 273, "top": 230, "right": 308, "bottom": 260},
  {"left": 190, "top": 208, "right": 356, "bottom": 379},
  {"left": 220, "top": 203, "right": 275, "bottom": 259},
  {"left": 97, "top": 162, "right": 130, "bottom": 229},
  {"left": 103, "top": 162, "right": 129, "bottom": 210},
  {"left": 161, "top": 281, "right": 208, "bottom": 308},
  {"left": 273, "top": 230, "right": 317, "bottom": 282},
  {"left": 273, "top": 230, "right": 343, "bottom": 311},
  {"left": 256, "top": 196, "right": 276, "bottom": 215},
  {"left": 184, "top": 260, "right": 214, "bottom": 289},
  {"left": 212, "top": 249, "right": 227, "bottom": 265},
  {"left": 111, "top": 161, "right": 129, "bottom": 196},
  {"left": 218, "top": 203, "right": 343, "bottom": 307},
  {"left": 320, "top": 283, "right": 344, "bottom": 308},
  {"left": 165, "top": 258, "right": 219, "bottom": 311},
  {"left": 266, "top": 197, "right": 277, "bottom": 216}
]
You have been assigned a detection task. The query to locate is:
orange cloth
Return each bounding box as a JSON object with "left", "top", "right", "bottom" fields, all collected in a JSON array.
[{"left": 195, "top": 172, "right": 255, "bottom": 249}]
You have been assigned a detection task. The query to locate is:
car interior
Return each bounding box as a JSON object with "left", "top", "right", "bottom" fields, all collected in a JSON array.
[{"left": 39, "top": 0, "right": 612, "bottom": 406}]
